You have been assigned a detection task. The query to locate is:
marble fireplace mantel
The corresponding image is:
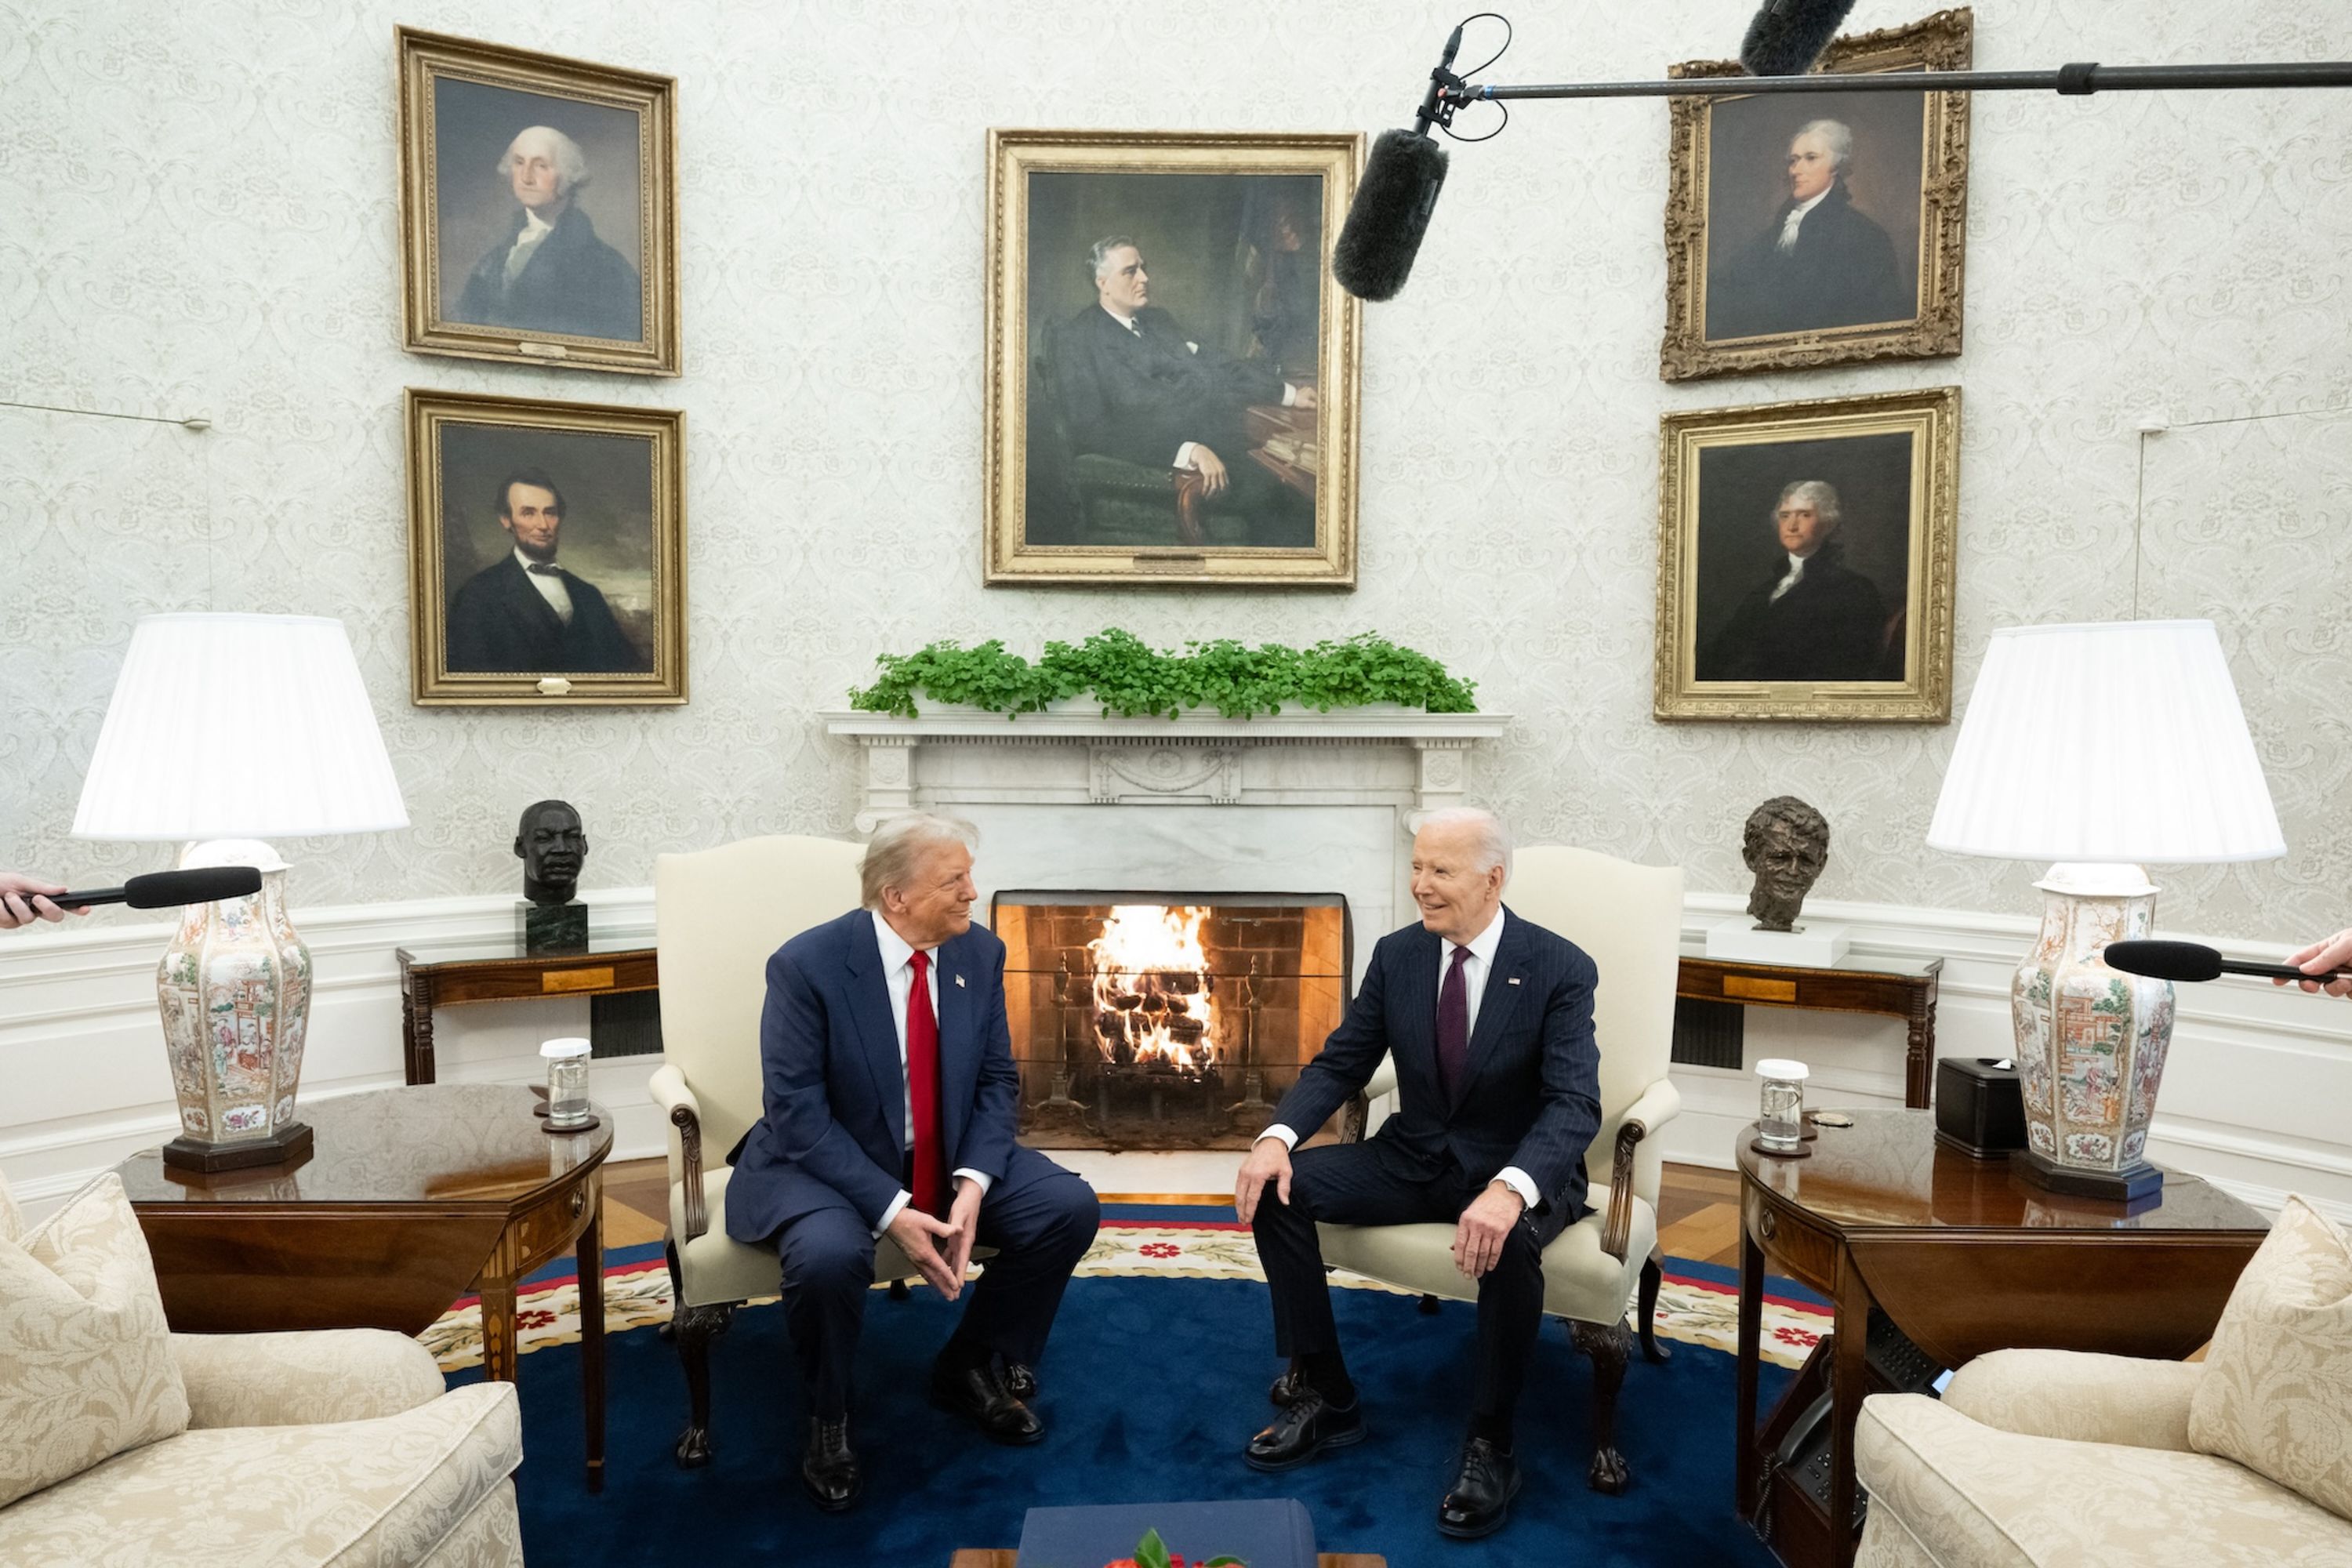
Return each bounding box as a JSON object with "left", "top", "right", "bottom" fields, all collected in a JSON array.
[{"left": 822, "top": 704, "right": 1510, "bottom": 831}]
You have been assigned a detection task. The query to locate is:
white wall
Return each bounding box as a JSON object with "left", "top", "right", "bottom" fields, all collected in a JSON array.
[{"left": 5, "top": 3, "right": 2352, "bottom": 1211}]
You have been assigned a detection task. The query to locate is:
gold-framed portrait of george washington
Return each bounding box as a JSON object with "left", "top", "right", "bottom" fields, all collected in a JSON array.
[
  {"left": 1660, "top": 8, "right": 1973, "bottom": 383},
  {"left": 984, "top": 129, "right": 1364, "bottom": 586},
  {"left": 1655, "top": 387, "right": 1960, "bottom": 723},
  {"left": 405, "top": 389, "right": 686, "bottom": 706},
  {"left": 396, "top": 27, "right": 680, "bottom": 376}
]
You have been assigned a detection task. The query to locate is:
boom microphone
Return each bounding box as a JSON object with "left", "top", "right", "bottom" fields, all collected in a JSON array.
[
  {"left": 1333, "top": 24, "right": 1465, "bottom": 301},
  {"left": 40, "top": 867, "right": 264, "bottom": 911},
  {"left": 2102, "top": 939, "right": 2352, "bottom": 986},
  {"left": 1740, "top": 0, "right": 1859, "bottom": 78}
]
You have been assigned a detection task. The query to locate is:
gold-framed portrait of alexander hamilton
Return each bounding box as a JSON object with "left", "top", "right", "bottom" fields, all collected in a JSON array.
[
  {"left": 984, "top": 129, "right": 1364, "bottom": 586},
  {"left": 396, "top": 27, "right": 681, "bottom": 376},
  {"left": 1661, "top": 8, "right": 1973, "bottom": 383},
  {"left": 1656, "top": 387, "right": 1960, "bottom": 723},
  {"left": 405, "top": 389, "right": 686, "bottom": 706}
]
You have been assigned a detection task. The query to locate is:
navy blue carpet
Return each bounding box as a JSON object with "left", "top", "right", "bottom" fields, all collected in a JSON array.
[{"left": 459, "top": 1270, "right": 1789, "bottom": 1567}]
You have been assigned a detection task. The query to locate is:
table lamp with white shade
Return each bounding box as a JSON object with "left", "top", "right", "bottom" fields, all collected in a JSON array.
[
  {"left": 1926, "top": 620, "right": 2284, "bottom": 1201},
  {"left": 73, "top": 614, "right": 409, "bottom": 1173}
]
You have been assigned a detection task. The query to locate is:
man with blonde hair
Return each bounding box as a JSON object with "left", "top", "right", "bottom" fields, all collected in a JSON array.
[
  {"left": 1232, "top": 807, "right": 1602, "bottom": 1540},
  {"left": 724, "top": 813, "right": 1099, "bottom": 1513},
  {"left": 451, "top": 123, "right": 642, "bottom": 341}
]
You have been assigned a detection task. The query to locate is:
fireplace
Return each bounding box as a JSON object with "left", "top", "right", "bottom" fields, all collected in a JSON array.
[{"left": 993, "top": 891, "right": 1350, "bottom": 1151}]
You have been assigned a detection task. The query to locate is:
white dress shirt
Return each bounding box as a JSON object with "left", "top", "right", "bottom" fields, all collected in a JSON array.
[
  {"left": 869, "top": 911, "right": 993, "bottom": 1236},
  {"left": 1776, "top": 184, "right": 1833, "bottom": 252},
  {"left": 1769, "top": 550, "right": 1810, "bottom": 603},
  {"left": 1259, "top": 907, "right": 1541, "bottom": 1210},
  {"left": 515, "top": 549, "right": 575, "bottom": 624},
  {"left": 1097, "top": 303, "right": 1301, "bottom": 470}
]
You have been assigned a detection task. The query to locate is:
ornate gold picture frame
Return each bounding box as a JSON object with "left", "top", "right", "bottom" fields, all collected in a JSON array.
[
  {"left": 405, "top": 389, "right": 687, "bottom": 706},
  {"left": 1661, "top": 9, "right": 1973, "bottom": 383},
  {"left": 984, "top": 129, "right": 1363, "bottom": 586},
  {"left": 1655, "top": 387, "right": 1960, "bottom": 722},
  {"left": 396, "top": 27, "right": 681, "bottom": 376}
]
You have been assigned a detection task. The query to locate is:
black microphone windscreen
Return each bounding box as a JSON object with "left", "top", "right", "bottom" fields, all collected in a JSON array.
[
  {"left": 2102, "top": 940, "right": 2223, "bottom": 983},
  {"left": 1740, "top": 0, "right": 1858, "bottom": 78},
  {"left": 125, "top": 866, "right": 264, "bottom": 909},
  {"left": 1334, "top": 129, "right": 1449, "bottom": 302}
]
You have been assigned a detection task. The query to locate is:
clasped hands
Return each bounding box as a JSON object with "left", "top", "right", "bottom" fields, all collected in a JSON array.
[
  {"left": 1233, "top": 1135, "right": 1525, "bottom": 1280},
  {"left": 885, "top": 1175, "right": 984, "bottom": 1300}
]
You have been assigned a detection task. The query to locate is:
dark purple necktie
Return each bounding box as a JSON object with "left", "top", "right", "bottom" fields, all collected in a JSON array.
[{"left": 1436, "top": 944, "right": 1472, "bottom": 1098}]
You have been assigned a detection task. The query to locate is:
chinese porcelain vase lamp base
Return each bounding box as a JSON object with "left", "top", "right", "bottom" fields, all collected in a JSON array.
[
  {"left": 73, "top": 615, "right": 408, "bottom": 1174},
  {"left": 1928, "top": 621, "right": 2283, "bottom": 1206}
]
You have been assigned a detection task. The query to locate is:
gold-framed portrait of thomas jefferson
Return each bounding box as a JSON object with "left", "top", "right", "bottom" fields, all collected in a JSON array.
[
  {"left": 1661, "top": 8, "right": 1973, "bottom": 383},
  {"left": 1656, "top": 387, "right": 1960, "bottom": 723},
  {"left": 985, "top": 129, "right": 1363, "bottom": 586},
  {"left": 405, "top": 390, "right": 686, "bottom": 706},
  {"left": 397, "top": 27, "right": 680, "bottom": 376}
]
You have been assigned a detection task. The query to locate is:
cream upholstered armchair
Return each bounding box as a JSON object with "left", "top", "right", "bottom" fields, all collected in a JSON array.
[
  {"left": 647, "top": 834, "right": 939, "bottom": 1468},
  {"left": 1313, "top": 845, "right": 1684, "bottom": 1494}
]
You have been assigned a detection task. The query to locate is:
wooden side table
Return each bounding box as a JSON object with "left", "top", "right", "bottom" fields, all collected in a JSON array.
[
  {"left": 397, "top": 934, "right": 658, "bottom": 1084},
  {"left": 118, "top": 1083, "right": 615, "bottom": 1491},
  {"left": 1678, "top": 946, "right": 1943, "bottom": 1108},
  {"left": 1732, "top": 1109, "right": 2267, "bottom": 1568}
]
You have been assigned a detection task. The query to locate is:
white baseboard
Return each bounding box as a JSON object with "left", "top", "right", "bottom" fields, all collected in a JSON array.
[{"left": 6, "top": 887, "right": 2350, "bottom": 1227}]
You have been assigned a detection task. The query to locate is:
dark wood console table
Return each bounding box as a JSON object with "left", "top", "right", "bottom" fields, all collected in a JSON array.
[
  {"left": 118, "top": 1083, "right": 615, "bottom": 1491},
  {"left": 1733, "top": 1109, "right": 2267, "bottom": 1568},
  {"left": 1679, "top": 946, "right": 1944, "bottom": 1108},
  {"left": 397, "top": 934, "right": 657, "bottom": 1084}
]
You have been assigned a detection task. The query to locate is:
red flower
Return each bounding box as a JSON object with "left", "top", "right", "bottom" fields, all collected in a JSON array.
[
  {"left": 1138, "top": 1242, "right": 1182, "bottom": 1258},
  {"left": 1773, "top": 1326, "right": 1820, "bottom": 1348}
]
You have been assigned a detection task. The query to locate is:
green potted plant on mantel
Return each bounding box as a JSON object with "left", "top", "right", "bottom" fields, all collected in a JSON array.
[{"left": 847, "top": 630, "right": 1476, "bottom": 720}]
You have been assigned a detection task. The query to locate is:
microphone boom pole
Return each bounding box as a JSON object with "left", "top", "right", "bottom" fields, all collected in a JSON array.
[{"left": 1456, "top": 60, "right": 2352, "bottom": 106}]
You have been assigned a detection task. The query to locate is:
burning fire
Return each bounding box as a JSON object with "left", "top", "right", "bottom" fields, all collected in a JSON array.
[{"left": 1089, "top": 906, "right": 1222, "bottom": 1075}]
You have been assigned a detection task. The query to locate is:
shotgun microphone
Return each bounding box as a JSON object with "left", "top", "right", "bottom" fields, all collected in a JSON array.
[
  {"left": 1740, "top": 0, "right": 1860, "bottom": 78},
  {"left": 1333, "top": 22, "right": 1468, "bottom": 301},
  {"left": 38, "top": 866, "right": 264, "bottom": 911},
  {"left": 2102, "top": 939, "right": 2351, "bottom": 986}
]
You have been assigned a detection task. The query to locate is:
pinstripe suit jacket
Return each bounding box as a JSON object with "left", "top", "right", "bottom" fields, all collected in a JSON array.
[{"left": 1269, "top": 909, "right": 1602, "bottom": 1219}]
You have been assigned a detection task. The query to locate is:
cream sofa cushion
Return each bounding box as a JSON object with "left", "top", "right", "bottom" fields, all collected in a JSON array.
[
  {"left": 0, "top": 1174, "right": 190, "bottom": 1508},
  {"left": 2190, "top": 1195, "right": 2352, "bottom": 1520},
  {"left": 0, "top": 1380, "right": 521, "bottom": 1567},
  {"left": 1858, "top": 1392, "right": 2352, "bottom": 1566}
]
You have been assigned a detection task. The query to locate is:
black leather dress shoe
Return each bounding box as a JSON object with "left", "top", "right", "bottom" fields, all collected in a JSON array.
[
  {"left": 800, "top": 1416, "right": 860, "bottom": 1512},
  {"left": 1244, "top": 1384, "right": 1364, "bottom": 1472},
  {"left": 1437, "top": 1436, "right": 1521, "bottom": 1539},
  {"left": 930, "top": 1359, "right": 1046, "bottom": 1445},
  {"left": 1004, "top": 1360, "right": 1038, "bottom": 1401}
]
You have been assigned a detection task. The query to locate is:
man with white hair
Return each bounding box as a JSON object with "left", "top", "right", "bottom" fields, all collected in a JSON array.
[
  {"left": 451, "top": 123, "right": 642, "bottom": 341},
  {"left": 724, "top": 814, "right": 1099, "bottom": 1513},
  {"left": 1697, "top": 477, "right": 1889, "bottom": 682},
  {"left": 1232, "top": 808, "right": 1602, "bottom": 1540},
  {"left": 1708, "top": 117, "right": 1911, "bottom": 340}
]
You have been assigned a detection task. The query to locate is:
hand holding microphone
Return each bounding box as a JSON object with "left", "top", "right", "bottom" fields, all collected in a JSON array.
[
  {"left": 2280, "top": 927, "right": 2352, "bottom": 998},
  {"left": 2103, "top": 938, "right": 2352, "bottom": 997},
  {"left": 0, "top": 873, "right": 83, "bottom": 930},
  {"left": 0, "top": 867, "right": 266, "bottom": 930}
]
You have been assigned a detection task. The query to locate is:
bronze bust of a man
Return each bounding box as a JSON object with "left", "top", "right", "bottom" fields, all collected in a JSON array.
[
  {"left": 1742, "top": 796, "right": 1830, "bottom": 932},
  {"left": 515, "top": 799, "right": 587, "bottom": 906}
]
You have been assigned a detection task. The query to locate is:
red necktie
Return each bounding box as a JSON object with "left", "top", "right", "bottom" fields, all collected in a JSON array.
[{"left": 906, "top": 949, "right": 949, "bottom": 1218}]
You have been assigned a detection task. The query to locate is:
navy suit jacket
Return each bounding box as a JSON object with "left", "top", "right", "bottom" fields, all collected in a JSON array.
[
  {"left": 724, "top": 911, "right": 1023, "bottom": 1243},
  {"left": 1269, "top": 909, "right": 1603, "bottom": 1219}
]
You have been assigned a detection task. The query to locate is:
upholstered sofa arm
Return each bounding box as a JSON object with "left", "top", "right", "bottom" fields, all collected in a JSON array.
[
  {"left": 1943, "top": 1348, "right": 2205, "bottom": 1453},
  {"left": 648, "top": 1062, "right": 710, "bottom": 1241},
  {"left": 172, "top": 1330, "right": 447, "bottom": 1430},
  {"left": 1362, "top": 1054, "right": 1399, "bottom": 1104},
  {"left": 1613, "top": 1077, "right": 1681, "bottom": 1142}
]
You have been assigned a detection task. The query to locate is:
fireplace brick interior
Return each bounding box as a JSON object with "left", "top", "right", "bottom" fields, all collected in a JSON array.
[{"left": 993, "top": 892, "right": 1349, "bottom": 1151}]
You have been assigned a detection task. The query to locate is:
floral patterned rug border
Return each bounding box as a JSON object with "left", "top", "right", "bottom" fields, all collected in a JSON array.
[{"left": 422, "top": 1221, "right": 1827, "bottom": 1373}]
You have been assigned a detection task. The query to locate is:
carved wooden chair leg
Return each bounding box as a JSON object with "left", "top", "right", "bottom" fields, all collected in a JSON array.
[
  {"left": 1417, "top": 1293, "right": 1441, "bottom": 1316},
  {"left": 889, "top": 1279, "right": 912, "bottom": 1301},
  {"left": 659, "top": 1239, "right": 683, "bottom": 1342},
  {"left": 673, "top": 1301, "right": 734, "bottom": 1468},
  {"left": 1570, "top": 1316, "right": 1634, "bottom": 1495},
  {"left": 1638, "top": 1249, "right": 1671, "bottom": 1364}
]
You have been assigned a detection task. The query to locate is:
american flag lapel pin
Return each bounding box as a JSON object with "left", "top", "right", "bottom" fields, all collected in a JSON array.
[
  {"left": 1507, "top": 976, "right": 1522, "bottom": 986},
  {"left": 955, "top": 974, "right": 966, "bottom": 989}
]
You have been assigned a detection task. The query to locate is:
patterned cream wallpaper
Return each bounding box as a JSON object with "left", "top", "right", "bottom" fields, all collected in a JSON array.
[{"left": 3, "top": 1, "right": 2348, "bottom": 941}]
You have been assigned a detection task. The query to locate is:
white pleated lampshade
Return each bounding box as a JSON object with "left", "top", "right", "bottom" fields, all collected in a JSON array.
[
  {"left": 1927, "top": 620, "right": 2283, "bottom": 865},
  {"left": 73, "top": 614, "right": 410, "bottom": 841}
]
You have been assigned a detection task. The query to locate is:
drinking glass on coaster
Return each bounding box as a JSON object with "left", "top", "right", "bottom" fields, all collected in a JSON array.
[
  {"left": 1753, "top": 1058, "right": 1810, "bottom": 1157},
  {"left": 539, "top": 1037, "right": 598, "bottom": 1133}
]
